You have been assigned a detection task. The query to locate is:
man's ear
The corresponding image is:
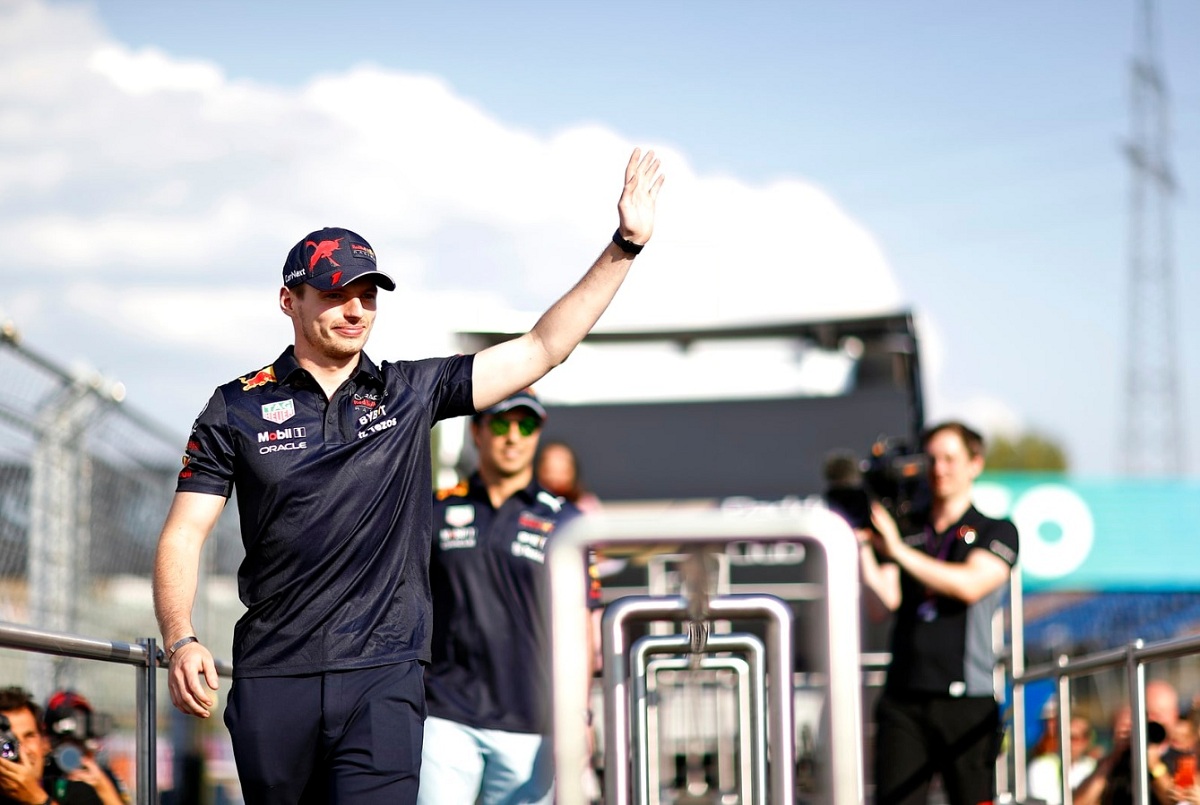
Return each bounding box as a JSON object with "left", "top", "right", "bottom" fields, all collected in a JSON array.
[
  {"left": 968, "top": 453, "right": 985, "bottom": 480},
  {"left": 280, "top": 286, "right": 296, "bottom": 318}
]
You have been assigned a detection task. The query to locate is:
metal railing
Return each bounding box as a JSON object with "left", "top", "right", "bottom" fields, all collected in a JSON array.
[
  {"left": 0, "top": 620, "right": 234, "bottom": 805},
  {"left": 1008, "top": 632, "right": 1200, "bottom": 805}
]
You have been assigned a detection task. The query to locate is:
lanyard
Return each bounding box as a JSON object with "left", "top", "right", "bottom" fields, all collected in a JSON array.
[
  {"left": 924, "top": 524, "right": 958, "bottom": 562},
  {"left": 916, "top": 524, "right": 960, "bottom": 623}
]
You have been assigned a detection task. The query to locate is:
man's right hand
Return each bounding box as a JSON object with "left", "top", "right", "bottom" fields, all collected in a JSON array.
[
  {"left": 167, "top": 640, "right": 220, "bottom": 718},
  {"left": 69, "top": 756, "right": 125, "bottom": 805}
]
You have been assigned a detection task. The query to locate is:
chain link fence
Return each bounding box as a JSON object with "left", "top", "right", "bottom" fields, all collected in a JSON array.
[{"left": 0, "top": 322, "right": 244, "bottom": 800}]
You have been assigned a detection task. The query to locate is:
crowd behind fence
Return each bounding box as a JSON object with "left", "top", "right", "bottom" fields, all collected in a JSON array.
[{"left": 0, "top": 326, "right": 244, "bottom": 799}]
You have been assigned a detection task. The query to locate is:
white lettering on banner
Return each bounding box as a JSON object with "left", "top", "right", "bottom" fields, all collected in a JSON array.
[
  {"left": 256, "top": 427, "right": 307, "bottom": 443},
  {"left": 726, "top": 541, "right": 806, "bottom": 566},
  {"left": 973, "top": 482, "right": 1095, "bottom": 580}
]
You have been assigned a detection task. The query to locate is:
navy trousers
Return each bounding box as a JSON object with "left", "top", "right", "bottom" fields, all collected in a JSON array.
[{"left": 225, "top": 660, "right": 426, "bottom": 805}]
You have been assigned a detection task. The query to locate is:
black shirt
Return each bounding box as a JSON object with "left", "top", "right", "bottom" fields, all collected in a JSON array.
[
  {"left": 886, "top": 505, "right": 1019, "bottom": 697},
  {"left": 425, "top": 474, "right": 581, "bottom": 734},
  {"left": 177, "top": 346, "right": 475, "bottom": 676}
]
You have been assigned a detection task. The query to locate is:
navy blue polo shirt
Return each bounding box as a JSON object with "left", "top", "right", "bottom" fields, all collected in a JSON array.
[
  {"left": 425, "top": 473, "right": 583, "bottom": 735},
  {"left": 176, "top": 346, "right": 475, "bottom": 677}
]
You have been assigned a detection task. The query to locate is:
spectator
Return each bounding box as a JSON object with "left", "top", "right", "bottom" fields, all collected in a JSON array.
[
  {"left": 41, "top": 691, "right": 126, "bottom": 805},
  {"left": 0, "top": 687, "right": 122, "bottom": 805},
  {"left": 1074, "top": 679, "right": 1180, "bottom": 805},
  {"left": 1027, "top": 703, "right": 1097, "bottom": 805},
  {"left": 536, "top": 438, "right": 610, "bottom": 676},
  {"left": 857, "top": 421, "right": 1019, "bottom": 805},
  {"left": 420, "top": 389, "right": 595, "bottom": 804},
  {"left": 536, "top": 440, "right": 602, "bottom": 514}
]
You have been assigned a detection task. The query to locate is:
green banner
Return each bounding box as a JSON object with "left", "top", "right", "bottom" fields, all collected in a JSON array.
[{"left": 974, "top": 474, "right": 1200, "bottom": 591}]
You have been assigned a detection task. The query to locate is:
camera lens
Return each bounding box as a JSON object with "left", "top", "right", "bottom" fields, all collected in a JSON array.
[
  {"left": 1147, "top": 721, "right": 1168, "bottom": 745},
  {"left": 53, "top": 743, "right": 84, "bottom": 773}
]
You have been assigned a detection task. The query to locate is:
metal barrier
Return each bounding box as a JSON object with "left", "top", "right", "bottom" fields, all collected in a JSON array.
[
  {"left": 644, "top": 657, "right": 753, "bottom": 803},
  {"left": 607, "top": 596, "right": 787, "bottom": 804},
  {"left": 633, "top": 632, "right": 766, "bottom": 804},
  {"left": 0, "top": 620, "right": 234, "bottom": 805},
  {"left": 546, "top": 506, "right": 865, "bottom": 805},
  {"left": 1007, "top": 632, "right": 1200, "bottom": 805}
]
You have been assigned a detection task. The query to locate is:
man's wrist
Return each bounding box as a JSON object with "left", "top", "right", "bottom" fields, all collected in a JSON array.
[
  {"left": 612, "top": 230, "right": 644, "bottom": 256},
  {"left": 167, "top": 635, "right": 199, "bottom": 659}
]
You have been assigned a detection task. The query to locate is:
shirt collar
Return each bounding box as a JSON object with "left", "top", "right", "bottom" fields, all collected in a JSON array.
[
  {"left": 272, "top": 346, "right": 385, "bottom": 389},
  {"left": 467, "top": 472, "right": 542, "bottom": 505}
]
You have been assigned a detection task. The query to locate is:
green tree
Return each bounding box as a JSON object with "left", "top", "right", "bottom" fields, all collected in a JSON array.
[{"left": 985, "top": 432, "right": 1069, "bottom": 471}]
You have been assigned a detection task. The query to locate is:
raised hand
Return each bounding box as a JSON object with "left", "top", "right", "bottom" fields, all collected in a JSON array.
[{"left": 616, "top": 148, "right": 665, "bottom": 246}]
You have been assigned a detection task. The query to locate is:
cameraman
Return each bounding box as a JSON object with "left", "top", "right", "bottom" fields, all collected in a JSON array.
[
  {"left": 41, "top": 692, "right": 125, "bottom": 805},
  {"left": 0, "top": 687, "right": 121, "bottom": 805},
  {"left": 857, "top": 421, "right": 1019, "bottom": 805}
]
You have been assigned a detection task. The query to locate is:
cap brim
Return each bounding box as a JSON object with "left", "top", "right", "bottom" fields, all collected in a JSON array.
[
  {"left": 479, "top": 397, "right": 547, "bottom": 420},
  {"left": 306, "top": 269, "right": 396, "bottom": 292}
]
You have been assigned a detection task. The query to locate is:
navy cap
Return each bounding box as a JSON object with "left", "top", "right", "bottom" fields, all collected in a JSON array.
[
  {"left": 475, "top": 388, "right": 547, "bottom": 421},
  {"left": 282, "top": 227, "right": 396, "bottom": 291}
]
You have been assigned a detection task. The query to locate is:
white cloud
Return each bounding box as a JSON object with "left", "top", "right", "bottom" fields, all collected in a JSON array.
[
  {"left": 2, "top": 0, "right": 916, "bottom": 432},
  {"left": 89, "top": 45, "right": 225, "bottom": 95}
]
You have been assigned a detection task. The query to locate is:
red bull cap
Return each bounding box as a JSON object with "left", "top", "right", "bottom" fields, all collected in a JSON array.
[{"left": 282, "top": 227, "right": 396, "bottom": 292}]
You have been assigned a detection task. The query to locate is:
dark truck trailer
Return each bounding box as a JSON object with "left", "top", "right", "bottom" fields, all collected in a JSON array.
[{"left": 457, "top": 311, "right": 924, "bottom": 504}]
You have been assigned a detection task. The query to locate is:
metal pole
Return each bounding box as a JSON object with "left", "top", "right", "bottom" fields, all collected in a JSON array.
[
  {"left": 1127, "top": 641, "right": 1148, "bottom": 805},
  {"left": 1058, "top": 669, "right": 1075, "bottom": 805},
  {"left": 137, "top": 638, "right": 158, "bottom": 805}
]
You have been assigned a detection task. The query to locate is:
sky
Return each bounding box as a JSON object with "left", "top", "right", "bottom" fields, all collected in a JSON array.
[{"left": 2, "top": 0, "right": 1198, "bottom": 477}]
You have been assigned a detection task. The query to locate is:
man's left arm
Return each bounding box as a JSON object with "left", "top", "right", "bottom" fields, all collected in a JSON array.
[{"left": 471, "top": 148, "right": 664, "bottom": 410}]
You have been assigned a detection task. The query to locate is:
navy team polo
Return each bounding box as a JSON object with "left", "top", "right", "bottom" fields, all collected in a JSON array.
[
  {"left": 425, "top": 474, "right": 583, "bottom": 735},
  {"left": 177, "top": 345, "right": 475, "bottom": 677}
]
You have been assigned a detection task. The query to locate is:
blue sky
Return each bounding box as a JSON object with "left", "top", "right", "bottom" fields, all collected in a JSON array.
[{"left": 7, "top": 0, "right": 1199, "bottom": 477}]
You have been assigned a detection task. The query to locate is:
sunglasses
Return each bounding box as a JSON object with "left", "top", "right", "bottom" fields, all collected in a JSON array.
[{"left": 487, "top": 416, "right": 541, "bottom": 437}]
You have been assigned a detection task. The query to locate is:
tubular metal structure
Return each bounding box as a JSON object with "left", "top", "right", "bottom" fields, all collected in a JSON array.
[
  {"left": 546, "top": 506, "right": 865, "bottom": 805},
  {"left": 633, "top": 632, "right": 765, "bottom": 804}
]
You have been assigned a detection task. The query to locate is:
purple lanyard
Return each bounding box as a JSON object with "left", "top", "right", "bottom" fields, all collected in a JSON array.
[
  {"left": 924, "top": 525, "right": 957, "bottom": 563},
  {"left": 917, "top": 525, "right": 958, "bottom": 621}
]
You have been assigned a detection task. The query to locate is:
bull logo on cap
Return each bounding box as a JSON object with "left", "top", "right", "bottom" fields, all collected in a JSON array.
[{"left": 306, "top": 238, "right": 343, "bottom": 271}]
